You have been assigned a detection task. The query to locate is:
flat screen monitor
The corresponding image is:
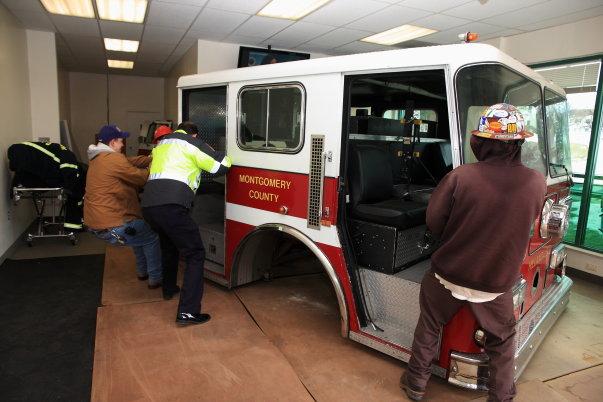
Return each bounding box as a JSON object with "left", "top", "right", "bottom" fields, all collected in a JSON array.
[{"left": 237, "top": 46, "right": 310, "bottom": 68}]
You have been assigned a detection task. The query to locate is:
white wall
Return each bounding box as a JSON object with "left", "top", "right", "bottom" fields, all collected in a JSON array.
[
  {"left": 26, "top": 30, "right": 60, "bottom": 143},
  {"left": 0, "top": 5, "right": 34, "bottom": 261},
  {"left": 165, "top": 43, "right": 198, "bottom": 123},
  {"left": 483, "top": 14, "right": 603, "bottom": 64},
  {"left": 69, "top": 73, "right": 165, "bottom": 160}
]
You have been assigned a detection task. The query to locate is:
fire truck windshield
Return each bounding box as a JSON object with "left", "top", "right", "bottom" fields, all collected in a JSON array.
[{"left": 456, "top": 64, "right": 547, "bottom": 174}]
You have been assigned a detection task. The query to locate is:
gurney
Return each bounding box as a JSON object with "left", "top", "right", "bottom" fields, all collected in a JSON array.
[{"left": 13, "top": 186, "right": 78, "bottom": 246}]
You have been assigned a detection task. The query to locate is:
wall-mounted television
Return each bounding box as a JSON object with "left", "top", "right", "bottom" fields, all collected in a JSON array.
[{"left": 237, "top": 46, "right": 310, "bottom": 68}]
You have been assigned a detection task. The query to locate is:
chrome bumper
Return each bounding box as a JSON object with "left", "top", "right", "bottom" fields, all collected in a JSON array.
[{"left": 448, "top": 275, "right": 573, "bottom": 390}]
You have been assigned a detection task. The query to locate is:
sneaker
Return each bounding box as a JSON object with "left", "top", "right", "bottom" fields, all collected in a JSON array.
[
  {"left": 162, "top": 285, "right": 180, "bottom": 300},
  {"left": 176, "top": 312, "right": 211, "bottom": 326},
  {"left": 148, "top": 282, "right": 162, "bottom": 290},
  {"left": 137, "top": 274, "right": 149, "bottom": 281},
  {"left": 400, "top": 373, "right": 425, "bottom": 401}
]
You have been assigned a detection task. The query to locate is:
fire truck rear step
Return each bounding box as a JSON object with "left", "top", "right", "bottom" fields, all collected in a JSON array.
[{"left": 358, "top": 258, "right": 431, "bottom": 352}]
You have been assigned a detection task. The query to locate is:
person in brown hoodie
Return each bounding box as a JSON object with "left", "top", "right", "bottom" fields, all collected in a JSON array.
[
  {"left": 84, "top": 125, "right": 162, "bottom": 288},
  {"left": 401, "top": 104, "right": 547, "bottom": 402}
]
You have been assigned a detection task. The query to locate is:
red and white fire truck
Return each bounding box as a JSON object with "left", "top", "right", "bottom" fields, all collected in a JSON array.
[{"left": 177, "top": 43, "right": 572, "bottom": 390}]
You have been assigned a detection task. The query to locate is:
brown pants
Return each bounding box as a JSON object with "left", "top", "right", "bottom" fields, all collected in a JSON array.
[{"left": 407, "top": 271, "right": 517, "bottom": 402}]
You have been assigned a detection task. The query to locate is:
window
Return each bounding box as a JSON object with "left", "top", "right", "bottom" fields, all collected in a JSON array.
[
  {"left": 238, "top": 84, "right": 304, "bottom": 152},
  {"left": 383, "top": 109, "right": 438, "bottom": 122},
  {"left": 545, "top": 89, "right": 572, "bottom": 177},
  {"left": 456, "top": 64, "right": 546, "bottom": 174}
]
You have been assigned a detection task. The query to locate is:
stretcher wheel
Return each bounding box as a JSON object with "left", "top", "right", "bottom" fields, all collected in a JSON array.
[
  {"left": 69, "top": 234, "right": 78, "bottom": 245},
  {"left": 27, "top": 241, "right": 33, "bottom": 247}
]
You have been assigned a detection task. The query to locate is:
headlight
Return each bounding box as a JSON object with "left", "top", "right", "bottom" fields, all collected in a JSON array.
[
  {"left": 512, "top": 278, "right": 527, "bottom": 313},
  {"left": 540, "top": 199, "right": 569, "bottom": 238}
]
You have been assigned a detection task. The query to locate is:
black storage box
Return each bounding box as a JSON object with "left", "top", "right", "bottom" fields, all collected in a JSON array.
[{"left": 349, "top": 219, "right": 431, "bottom": 274}]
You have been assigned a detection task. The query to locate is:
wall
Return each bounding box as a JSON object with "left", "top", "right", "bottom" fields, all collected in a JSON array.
[
  {"left": 483, "top": 14, "right": 603, "bottom": 64},
  {"left": 164, "top": 43, "right": 198, "bottom": 123},
  {"left": 69, "top": 73, "right": 165, "bottom": 159},
  {"left": 0, "top": 4, "right": 34, "bottom": 261},
  {"left": 57, "top": 69, "right": 71, "bottom": 128},
  {"left": 26, "top": 30, "right": 60, "bottom": 143}
]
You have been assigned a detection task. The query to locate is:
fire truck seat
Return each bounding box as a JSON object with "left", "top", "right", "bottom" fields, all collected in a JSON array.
[{"left": 348, "top": 144, "right": 426, "bottom": 229}]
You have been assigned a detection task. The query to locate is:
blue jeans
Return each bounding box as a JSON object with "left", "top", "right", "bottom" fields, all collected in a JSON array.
[{"left": 91, "top": 219, "right": 162, "bottom": 285}]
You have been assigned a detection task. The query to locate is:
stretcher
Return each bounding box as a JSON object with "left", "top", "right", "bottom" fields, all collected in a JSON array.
[{"left": 12, "top": 186, "right": 78, "bottom": 246}]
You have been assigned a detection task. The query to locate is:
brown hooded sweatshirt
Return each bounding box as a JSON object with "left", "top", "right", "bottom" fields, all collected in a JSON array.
[{"left": 427, "top": 136, "right": 547, "bottom": 293}]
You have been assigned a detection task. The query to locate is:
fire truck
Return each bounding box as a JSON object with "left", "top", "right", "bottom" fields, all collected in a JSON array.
[{"left": 177, "top": 43, "right": 572, "bottom": 391}]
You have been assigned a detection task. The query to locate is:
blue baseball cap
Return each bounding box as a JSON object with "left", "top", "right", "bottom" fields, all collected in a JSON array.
[{"left": 98, "top": 125, "right": 129, "bottom": 143}]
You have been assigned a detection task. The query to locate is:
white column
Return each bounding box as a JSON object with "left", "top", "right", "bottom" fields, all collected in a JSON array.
[{"left": 26, "top": 29, "right": 60, "bottom": 143}]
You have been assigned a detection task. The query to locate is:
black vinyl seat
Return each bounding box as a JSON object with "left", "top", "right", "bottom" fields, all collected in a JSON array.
[{"left": 348, "top": 144, "right": 426, "bottom": 229}]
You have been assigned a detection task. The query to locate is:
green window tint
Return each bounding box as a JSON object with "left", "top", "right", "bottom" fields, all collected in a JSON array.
[{"left": 535, "top": 59, "right": 602, "bottom": 250}]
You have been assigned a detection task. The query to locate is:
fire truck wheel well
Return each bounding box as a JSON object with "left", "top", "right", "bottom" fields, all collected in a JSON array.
[{"left": 230, "top": 224, "right": 349, "bottom": 337}]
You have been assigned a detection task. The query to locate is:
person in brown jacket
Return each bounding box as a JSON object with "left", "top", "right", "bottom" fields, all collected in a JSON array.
[
  {"left": 84, "top": 125, "right": 162, "bottom": 288},
  {"left": 401, "top": 104, "right": 547, "bottom": 402}
]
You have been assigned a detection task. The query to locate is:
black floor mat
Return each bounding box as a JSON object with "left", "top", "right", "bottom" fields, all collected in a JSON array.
[{"left": 0, "top": 254, "right": 104, "bottom": 402}]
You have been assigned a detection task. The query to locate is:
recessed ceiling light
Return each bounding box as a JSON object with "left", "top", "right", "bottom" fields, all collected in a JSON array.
[
  {"left": 96, "top": 0, "right": 148, "bottom": 23},
  {"left": 257, "top": 0, "right": 331, "bottom": 20},
  {"left": 40, "top": 0, "right": 95, "bottom": 18},
  {"left": 361, "top": 24, "right": 438, "bottom": 46},
  {"left": 108, "top": 59, "right": 134, "bottom": 69},
  {"left": 104, "top": 38, "right": 139, "bottom": 52}
]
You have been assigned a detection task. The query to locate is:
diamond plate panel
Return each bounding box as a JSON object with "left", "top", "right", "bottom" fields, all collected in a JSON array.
[
  {"left": 360, "top": 265, "right": 428, "bottom": 349},
  {"left": 395, "top": 224, "right": 429, "bottom": 266},
  {"left": 183, "top": 86, "right": 227, "bottom": 182}
]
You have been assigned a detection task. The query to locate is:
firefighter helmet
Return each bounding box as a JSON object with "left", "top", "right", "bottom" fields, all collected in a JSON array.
[
  {"left": 153, "top": 125, "right": 172, "bottom": 143},
  {"left": 471, "top": 103, "right": 533, "bottom": 140}
]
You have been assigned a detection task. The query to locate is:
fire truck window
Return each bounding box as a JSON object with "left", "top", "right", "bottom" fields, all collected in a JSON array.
[
  {"left": 457, "top": 64, "right": 546, "bottom": 175},
  {"left": 238, "top": 84, "right": 304, "bottom": 152},
  {"left": 545, "top": 89, "right": 572, "bottom": 177}
]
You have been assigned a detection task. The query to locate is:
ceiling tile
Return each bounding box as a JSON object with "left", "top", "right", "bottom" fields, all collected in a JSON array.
[
  {"left": 420, "top": 21, "right": 506, "bottom": 44},
  {"left": 190, "top": 7, "right": 250, "bottom": 34},
  {"left": 99, "top": 21, "right": 143, "bottom": 41},
  {"left": 302, "top": 27, "right": 374, "bottom": 50},
  {"left": 397, "top": 0, "right": 472, "bottom": 13},
  {"left": 10, "top": 10, "right": 56, "bottom": 31},
  {"left": 50, "top": 15, "right": 100, "bottom": 36},
  {"left": 187, "top": 29, "right": 229, "bottom": 42},
  {"left": 263, "top": 21, "right": 335, "bottom": 49},
  {"left": 516, "top": 5, "right": 603, "bottom": 31},
  {"left": 346, "top": 4, "right": 432, "bottom": 32},
  {"left": 443, "top": 0, "right": 547, "bottom": 20},
  {"left": 146, "top": 0, "right": 204, "bottom": 28},
  {"left": 222, "top": 34, "right": 266, "bottom": 46},
  {"left": 155, "top": 0, "right": 209, "bottom": 5},
  {"left": 172, "top": 37, "right": 197, "bottom": 56},
  {"left": 137, "top": 42, "right": 175, "bottom": 63},
  {"left": 333, "top": 40, "right": 391, "bottom": 54},
  {"left": 106, "top": 50, "right": 136, "bottom": 61},
  {"left": 303, "top": 0, "right": 389, "bottom": 26},
  {"left": 206, "top": 0, "right": 270, "bottom": 14},
  {"left": 1, "top": 0, "right": 45, "bottom": 12},
  {"left": 479, "top": 28, "right": 525, "bottom": 40},
  {"left": 231, "top": 15, "right": 294, "bottom": 37},
  {"left": 410, "top": 13, "right": 471, "bottom": 31},
  {"left": 142, "top": 25, "right": 186, "bottom": 45},
  {"left": 61, "top": 34, "right": 104, "bottom": 51},
  {"left": 480, "top": 0, "right": 603, "bottom": 28}
]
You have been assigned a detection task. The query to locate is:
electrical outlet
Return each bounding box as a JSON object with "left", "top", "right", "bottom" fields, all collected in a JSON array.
[{"left": 7, "top": 207, "right": 11, "bottom": 221}]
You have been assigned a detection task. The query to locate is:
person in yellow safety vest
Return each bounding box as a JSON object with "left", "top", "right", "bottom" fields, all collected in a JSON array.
[{"left": 141, "top": 121, "right": 232, "bottom": 326}]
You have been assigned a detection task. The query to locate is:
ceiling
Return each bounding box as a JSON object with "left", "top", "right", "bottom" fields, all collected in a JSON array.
[{"left": 3, "top": 0, "right": 603, "bottom": 77}]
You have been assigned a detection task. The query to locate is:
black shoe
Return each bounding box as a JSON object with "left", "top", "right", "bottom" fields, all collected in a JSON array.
[
  {"left": 162, "top": 285, "right": 180, "bottom": 300},
  {"left": 137, "top": 274, "right": 149, "bottom": 281},
  {"left": 176, "top": 313, "right": 211, "bottom": 326},
  {"left": 148, "top": 282, "right": 162, "bottom": 290}
]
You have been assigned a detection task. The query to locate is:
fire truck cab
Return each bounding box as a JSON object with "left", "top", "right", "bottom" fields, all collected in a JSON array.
[{"left": 177, "top": 43, "right": 572, "bottom": 391}]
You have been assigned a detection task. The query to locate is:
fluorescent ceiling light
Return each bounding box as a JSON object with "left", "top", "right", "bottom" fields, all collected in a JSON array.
[
  {"left": 108, "top": 59, "right": 134, "bottom": 69},
  {"left": 257, "top": 0, "right": 331, "bottom": 20},
  {"left": 361, "top": 25, "right": 437, "bottom": 46},
  {"left": 96, "top": 0, "right": 148, "bottom": 23},
  {"left": 104, "top": 38, "right": 139, "bottom": 52},
  {"left": 40, "top": 0, "right": 95, "bottom": 18}
]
